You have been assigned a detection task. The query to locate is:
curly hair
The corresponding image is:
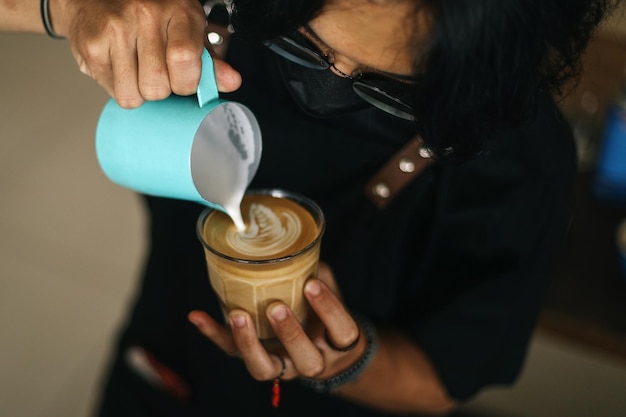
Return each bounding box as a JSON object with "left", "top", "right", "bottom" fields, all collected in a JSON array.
[{"left": 231, "top": 0, "right": 619, "bottom": 160}]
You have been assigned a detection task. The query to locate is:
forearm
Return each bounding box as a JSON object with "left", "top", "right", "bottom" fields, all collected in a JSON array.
[
  {"left": 337, "top": 328, "right": 458, "bottom": 415},
  {"left": 0, "top": 0, "right": 45, "bottom": 32}
]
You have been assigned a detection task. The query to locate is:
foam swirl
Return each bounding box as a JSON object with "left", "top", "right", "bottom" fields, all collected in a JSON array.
[{"left": 225, "top": 203, "right": 301, "bottom": 257}]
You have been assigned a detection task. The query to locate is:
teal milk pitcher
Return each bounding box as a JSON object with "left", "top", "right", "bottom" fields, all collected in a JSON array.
[{"left": 95, "top": 49, "right": 262, "bottom": 227}]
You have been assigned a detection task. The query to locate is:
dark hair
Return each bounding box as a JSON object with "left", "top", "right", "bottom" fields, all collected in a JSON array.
[
  {"left": 416, "top": 0, "right": 618, "bottom": 160},
  {"left": 231, "top": 0, "right": 618, "bottom": 160}
]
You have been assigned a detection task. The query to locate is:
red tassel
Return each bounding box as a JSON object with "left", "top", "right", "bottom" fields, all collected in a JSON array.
[{"left": 272, "top": 378, "right": 281, "bottom": 408}]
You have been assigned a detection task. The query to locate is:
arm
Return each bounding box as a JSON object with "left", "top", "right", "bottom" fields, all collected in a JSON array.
[
  {"left": 306, "top": 270, "right": 458, "bottom": 414},
  {"left": 189, "top": 263, "right": 458, "bottom": 415},
  {"left": 336, "top": 328, "right": 457, "bottom": 414},
  {"left": 0, "top": 0, "right": 44, "bottom": 32}
]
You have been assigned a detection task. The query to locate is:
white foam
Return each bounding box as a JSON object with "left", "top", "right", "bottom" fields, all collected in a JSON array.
[{"left": 226, "top": 203, "right": 301, "bottom": 257}]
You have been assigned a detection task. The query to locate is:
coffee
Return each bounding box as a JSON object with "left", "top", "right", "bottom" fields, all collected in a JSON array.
[{"left": 197, "top": 190, "right": 325, "bottom": 339}]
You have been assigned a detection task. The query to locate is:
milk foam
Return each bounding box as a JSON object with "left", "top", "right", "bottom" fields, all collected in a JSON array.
[
  {"left": 226, "top": 203, "right": 301, "bottom": 257},
  {"left": 202, "top": 193, "right": 319, "bottom": 261}
]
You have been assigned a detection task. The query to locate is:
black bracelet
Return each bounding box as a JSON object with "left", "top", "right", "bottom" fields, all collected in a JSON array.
[
  {"left": 299, "top": 314, "right": 379, "bottom": 393},
  {"left": 40, "top": 0, "right": 64, "bottom": 39}
]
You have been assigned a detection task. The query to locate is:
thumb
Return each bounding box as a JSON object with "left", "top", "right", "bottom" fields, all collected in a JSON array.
[{"left": 212, "top": 58, "right": 242, "bottom": 93}]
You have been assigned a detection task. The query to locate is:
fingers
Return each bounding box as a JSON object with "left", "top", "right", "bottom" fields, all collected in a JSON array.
[
  {"left": 73, "top": 48, "right": 116, "bottom": 99},
  {"left": 187, "top": 310, "right": 239, "bottom": 356},
  {"left": 165, "top": 8, "right": 206, "bottom": 96},
  {"left": 266, "top": 303, "right": 325, "bottom": 378},
  {"left": 109, "top": 43, "right": 143, "bottom": 108},
  {"left": 190, "top": 266, "right": 364, "bottom": 383},
  {"left": 228, "top": 310, "right": 299, "bottom": 380},
  {"left": 136, "top": 27, "right": 170, "bottom": 102},
  {"left": 304, "top": 279, "right": 360, "bottom": 350},
  {"left": 213, "top": 59, "right": 242, "bottom": 92},
  {"left": 266, "top": 296, "right": 366, "bottom": 382},
  {"left": 189, "top": 309, "right": 297, "bottom": 381}
]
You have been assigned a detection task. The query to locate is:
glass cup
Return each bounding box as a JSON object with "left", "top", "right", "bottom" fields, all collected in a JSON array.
[{"left": 196, "top": 189, "right": 325, "bottom": 340}]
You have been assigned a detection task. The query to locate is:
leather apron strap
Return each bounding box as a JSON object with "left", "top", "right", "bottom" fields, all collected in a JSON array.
[{"left": 364, "top": 135, "right": 434, "bottom": 209}]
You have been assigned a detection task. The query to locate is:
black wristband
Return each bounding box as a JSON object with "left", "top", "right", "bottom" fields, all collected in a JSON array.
[
  {"left": 299, "top": 314, "right": 379, "bottom": 393},
  {"left": 40, "top": 0, "right": 64, "bottom": 39}
]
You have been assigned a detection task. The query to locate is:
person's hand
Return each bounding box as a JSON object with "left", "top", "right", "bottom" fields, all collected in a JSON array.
[
  {"left": 52, "top": 0, "right": 241, "bottom": 108},
  {"left": 188, "top": 262, "right": 368, "bottom": 382}
]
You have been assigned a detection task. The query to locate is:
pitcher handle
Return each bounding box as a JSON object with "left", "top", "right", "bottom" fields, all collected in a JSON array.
[{"left": 196, "top": 49, "right": 219, "bottom": 108}]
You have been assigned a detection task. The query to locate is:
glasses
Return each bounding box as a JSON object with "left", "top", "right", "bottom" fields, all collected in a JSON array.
[{"left": 264, "top": 26, "right": 417, "bottom": 121}]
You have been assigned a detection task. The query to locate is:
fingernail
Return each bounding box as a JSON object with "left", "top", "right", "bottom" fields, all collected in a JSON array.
[
  {"left": 270, "top": 304, "right": 288, "bottom": 322},
  {"left": 305, "top": 280, "right": 321, "bottom": 296},
  {"left": 190, "top": 319, "right": 202, "bottom": 328},
  {"left": 231, "top": 314, "right": 247, "bottom": 328}
]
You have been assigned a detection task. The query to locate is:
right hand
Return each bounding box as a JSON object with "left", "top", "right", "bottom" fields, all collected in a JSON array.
[
  {"left": 188, "top": 263, "right": 368, "bottom": 382},
  {"left": 52, "top": 0, "right": 241, "bottom": 108}
]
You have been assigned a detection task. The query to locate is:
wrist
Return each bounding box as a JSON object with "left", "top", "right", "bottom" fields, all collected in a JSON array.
[
  {"left": 299, "top": 314, "right": 379, "bottom": 393},
  {"left": 41, "top": 0, "right": 68, "bottom": 39}
]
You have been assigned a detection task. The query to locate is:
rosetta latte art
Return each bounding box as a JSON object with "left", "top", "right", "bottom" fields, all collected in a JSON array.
[{"left": 225, "top": 203, "right": 302, "bottom": 257}]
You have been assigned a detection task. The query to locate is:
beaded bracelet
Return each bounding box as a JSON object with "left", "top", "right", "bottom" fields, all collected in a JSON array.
[
  {"left": 299, "top": 314, "right": 379, "bottom": 393},
  {"left": 40, "top": 0, "right": 64, "bottom": 39}
]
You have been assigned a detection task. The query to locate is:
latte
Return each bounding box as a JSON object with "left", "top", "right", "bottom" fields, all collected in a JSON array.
[{"left": 197, "top": 190, "right": 325, "bottom": 339}]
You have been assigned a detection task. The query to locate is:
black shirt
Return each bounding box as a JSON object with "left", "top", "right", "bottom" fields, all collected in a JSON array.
[{"left": 96, "top": 35, "right": 576, "bottom": 417}]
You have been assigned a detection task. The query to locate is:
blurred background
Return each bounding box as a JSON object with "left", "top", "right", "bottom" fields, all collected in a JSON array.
[{"left": 1, "top": 5, "right": 625, "bottom": 416}]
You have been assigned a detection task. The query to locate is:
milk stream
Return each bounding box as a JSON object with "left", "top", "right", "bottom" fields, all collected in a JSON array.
[{"left": 223, "top": 202, "right": 246, "bottom": 233}]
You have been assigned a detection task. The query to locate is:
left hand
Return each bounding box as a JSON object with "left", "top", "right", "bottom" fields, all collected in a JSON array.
[{"left": 188, "top": 262, "right": 368, "bottom": 382}]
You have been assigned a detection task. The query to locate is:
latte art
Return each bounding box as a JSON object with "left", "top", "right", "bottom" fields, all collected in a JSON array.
[
  {"left": 202, "top": 193, "right": 319, "bottom": 261},
  {"left": 228, "top": 203, "right": 301, "bottom": 257}
]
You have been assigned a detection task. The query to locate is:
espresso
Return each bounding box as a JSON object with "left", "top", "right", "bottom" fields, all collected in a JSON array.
[{"left": 198, "top": 191, "right": 324, "bottom": 339}]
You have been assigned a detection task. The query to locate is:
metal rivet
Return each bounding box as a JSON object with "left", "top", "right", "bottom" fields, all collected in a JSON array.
[
  {"left": 418, "top": 147, "right": 433, "bottom": 159},
  {"left": 207, "top": 32, "right": 224, "bottom": 45},
  {"left": 398, "top": 157, "right": 415, "bottom": 173},
  {"left": 372, "top": 183, "right": 390, "bottom": 198}
]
